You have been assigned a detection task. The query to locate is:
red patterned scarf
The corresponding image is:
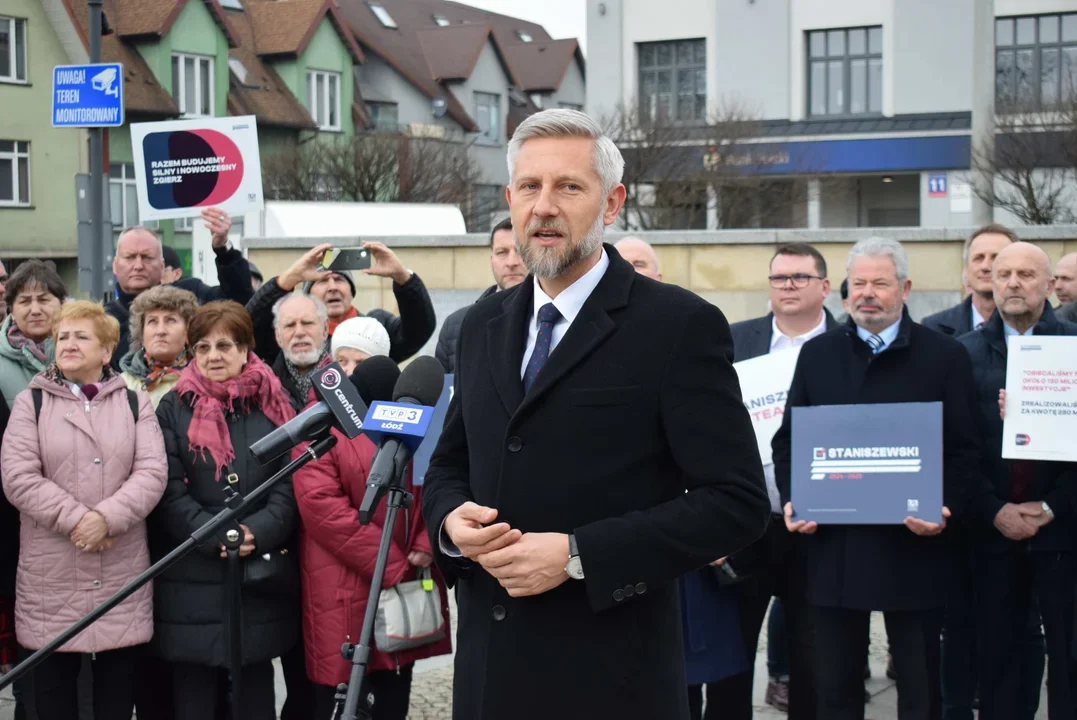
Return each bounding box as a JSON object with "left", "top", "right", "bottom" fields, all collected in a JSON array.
[
  {"left": 173, "top": 353, "right": 296, "bottom": 477},
  {"left": 145, "top": 350, "right": 190, "bottom": 391}
]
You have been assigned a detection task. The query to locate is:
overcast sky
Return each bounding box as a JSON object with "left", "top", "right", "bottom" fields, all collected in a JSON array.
[{"left": 454, "top": 0, "right": 588, "bottom": 55}]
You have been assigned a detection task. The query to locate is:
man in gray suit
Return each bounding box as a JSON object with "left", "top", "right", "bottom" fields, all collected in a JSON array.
[{"left": 710, "top": 242, "right": 839, "bottom": 719}]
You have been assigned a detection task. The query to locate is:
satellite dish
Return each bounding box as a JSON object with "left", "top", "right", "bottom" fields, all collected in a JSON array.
[{"left": 432, "top": 97, "right": 448, "bottom": 118}]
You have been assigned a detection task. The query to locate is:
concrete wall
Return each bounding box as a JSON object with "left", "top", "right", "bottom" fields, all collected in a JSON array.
[
  {"left": 0, "top": 0, "right": 85, "bottom": 258},
  {"left": 715, "top": 0, "right": 790, "bottom": 120},
  {"left": 891, "top": 0, "right": 972, "bottom": 115},
  {"left": 246, "top": 227, "right": 1077, "bottom": 357},
  {"left": 446, "top": 41, "right": 513, "bottom": 186},
  {"left": 585, "top": 0, "right": 624, "bottom": 121},
  {"left": 920, "top": 170, "right": 974, "bottom": 228}
]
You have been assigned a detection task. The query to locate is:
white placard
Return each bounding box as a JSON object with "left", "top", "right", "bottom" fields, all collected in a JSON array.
[
  {"left": 950, "top": 179, "right": 972, "bottom": 214},
  {"left": 734, "top": 347, "right": 801, "bottom": 466},
  {"left": 1002, "top": 335, "right": 1077, "bottom": 461},
  {"left": 130, "top": 115, "right": 264, "bottom": 222}
]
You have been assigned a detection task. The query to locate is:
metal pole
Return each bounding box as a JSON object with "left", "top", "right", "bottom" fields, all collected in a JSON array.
[
  {"left": 88, "top": 0, "right": 105, "bottom": 301},
  {"left": 970, "top": 0, "right": 996, "bottom": 225}
]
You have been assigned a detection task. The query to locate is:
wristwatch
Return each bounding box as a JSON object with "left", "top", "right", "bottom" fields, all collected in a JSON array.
[
  {"left": 1042, "top": 501, "right": 1055, "bottom": 519},
  {"left": 564, "top": 534, "right": 584, "bottom": 580}
]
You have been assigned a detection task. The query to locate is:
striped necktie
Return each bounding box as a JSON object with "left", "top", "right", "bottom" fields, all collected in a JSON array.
[{"left": 865, "top": 334, "right": 885, "bottom": 354}]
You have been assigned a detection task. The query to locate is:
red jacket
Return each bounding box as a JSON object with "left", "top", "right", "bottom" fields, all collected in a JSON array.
[{"left": 291, "top": 431, "right": 452, "bottom": 686}]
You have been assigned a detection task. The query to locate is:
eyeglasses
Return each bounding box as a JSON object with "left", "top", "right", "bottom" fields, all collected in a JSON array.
[
  {"left": 192, "top": 340, "right": 240, "bottom": 356},
  {"left": 768, "top": 274, "right": 825, "bottom": 289}
]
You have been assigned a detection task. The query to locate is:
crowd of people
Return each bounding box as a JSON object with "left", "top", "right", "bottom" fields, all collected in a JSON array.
[{"left": 0, "top": 106, "right": 1075, "bottom": 720}]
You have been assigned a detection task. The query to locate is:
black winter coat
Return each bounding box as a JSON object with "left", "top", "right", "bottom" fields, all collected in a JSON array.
[
  {"left": 423, "top": 245, "right": 769, "bottom": 720},
  {"left": 435, "top": 285, "right": 498, "bottom": 372},
  {"left": 151, "top": 390, "right": 299, "bottom": 667},
  {"left": 771, "top": 309, "right": 985, "bottom": 611},
  {"left": 106, "top": 246, "right": 253, "bottom": 369},
  {"left": 956, "top": 303, "right": 1077, "bottom": 553}
]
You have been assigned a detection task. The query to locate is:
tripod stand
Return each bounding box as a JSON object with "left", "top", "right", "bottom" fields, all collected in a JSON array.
[
  {"left": 331, "top": 438, "right": 414, "bottom": 720},
  {"left": 0, "top": 433, "right": 338, "bottom": 698}
]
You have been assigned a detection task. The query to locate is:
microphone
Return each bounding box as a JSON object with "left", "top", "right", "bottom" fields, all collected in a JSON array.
[
  {"left": 250, "top": 357, "right": 400, "bottom": 465},
  {"left": 358, "top": 356, "right": 446, "bottom": 523}
]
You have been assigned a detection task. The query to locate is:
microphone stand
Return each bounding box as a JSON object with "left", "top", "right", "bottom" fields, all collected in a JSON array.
[
  {"left": 0, "top": 433, "right": 338, "bottom": 692},
  {"left": 333, "top": 441, "right": 413, "bottom": 720}
]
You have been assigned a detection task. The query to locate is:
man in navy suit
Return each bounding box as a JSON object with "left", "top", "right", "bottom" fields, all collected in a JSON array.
[
  {"left": 921, "top": 224, "right": 1016, "bottom": 336},
  {"left": 707, "top": 242, "right": 839, "bottom": 719}
]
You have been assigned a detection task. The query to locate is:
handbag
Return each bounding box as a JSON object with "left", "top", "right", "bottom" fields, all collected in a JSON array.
[
  {"left": 219, "top": 467, "right": 300, "bottom": 594},
  {"left": 374, "top": 510, "right": 447, "bottom": 653}
]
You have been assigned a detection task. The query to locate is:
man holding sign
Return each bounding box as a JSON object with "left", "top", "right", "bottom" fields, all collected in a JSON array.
[
  {"left": 772, "top": 237, "right": 983, "bottom": 720},
  {"left": 957, "top": 241, "right": 1077, "bottom": 720}
]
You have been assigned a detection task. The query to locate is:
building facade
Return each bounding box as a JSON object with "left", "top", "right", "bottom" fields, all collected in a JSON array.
[{"left": 587, "top": 0, "right": 1077, "bottom": 230}]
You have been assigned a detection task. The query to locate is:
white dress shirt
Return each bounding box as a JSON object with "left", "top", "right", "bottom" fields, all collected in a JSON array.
[
  {"left": 442, "top": 249, "right": 611, "bottom": 557},
  {"left": 519, "top": 249, "right": 610, "bottom": 378},
  {"left": 971, "top": 303, "right": 987, "bottom": 331},
  {"left": 762, "top": 312, "right": 829, "bottom": 513},
  {"left": 1003, "top": 322, "right": 1034, "bottom": 338}
]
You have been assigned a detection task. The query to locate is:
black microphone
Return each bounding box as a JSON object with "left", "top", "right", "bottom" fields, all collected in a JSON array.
[
  {"left": 358, "top": 356, "right": 446, "bottom": 523},
  {"left": 250, "top": 357, "right": 400, "bottom": 465}
]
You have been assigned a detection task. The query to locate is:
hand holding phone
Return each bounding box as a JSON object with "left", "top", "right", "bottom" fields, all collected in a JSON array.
[{"left": 319, "top": 247, "right": 373, "bottom": 272}]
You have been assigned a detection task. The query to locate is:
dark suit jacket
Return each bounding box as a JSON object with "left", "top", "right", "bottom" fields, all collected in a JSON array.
[
  {"left": 771, "top": 309, "right": 984, "bottom": 611},
  {"left": 422, "top": 244, "right": 770, "bottom": 720},
  {"left": 957, "top": 304, "right": 1077, "bottom": 553},
  {"left": 730, "top": 309, "right": 841, "bottom": 363},
  {"left": 921, "top": 295, "right": 976, "bottom": 336}
]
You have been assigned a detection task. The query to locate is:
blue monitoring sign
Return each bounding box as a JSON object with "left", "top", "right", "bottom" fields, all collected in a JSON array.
[{"left": 52, "top": 63, "right": 124, "bottom": 127}]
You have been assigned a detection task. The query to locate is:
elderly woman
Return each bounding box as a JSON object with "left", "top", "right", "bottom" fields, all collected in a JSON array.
[
  {"left": 0, "top": 260, "right": 65, "bottom": 415},
  {"left": 0, "top": 301, "right": 167, "bottom": 720},
  {"left": 330, "top": 315, "right": 391, "bottom": 375},
  {"left": 120, "top": 285, "right": 198, "bottom": 408},
  {"left": 152, "top": 301, "right": 299, "bottom": 720},
  {"left": 293, "top": 327, "right": 451, "bottom": 720}
]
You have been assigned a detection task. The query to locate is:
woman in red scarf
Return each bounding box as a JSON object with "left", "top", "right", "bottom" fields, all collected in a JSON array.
[{"left": 151, "top": 301, "right": 299, "bottom": 720}]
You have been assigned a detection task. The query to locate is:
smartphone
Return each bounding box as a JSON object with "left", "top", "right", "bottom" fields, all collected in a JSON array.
[{"left": 320, "top": 247, "right": 372, "bottom": 272}]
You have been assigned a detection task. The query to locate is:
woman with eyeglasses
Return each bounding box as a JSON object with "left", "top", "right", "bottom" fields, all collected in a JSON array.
[{"left": 151, "top": 301, "right": 299, "bottom": 720}]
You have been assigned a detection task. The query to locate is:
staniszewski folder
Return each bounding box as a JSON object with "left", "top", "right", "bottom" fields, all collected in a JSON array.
[{"left": 790, "top": 402, "right": 943, "bottom": 524}]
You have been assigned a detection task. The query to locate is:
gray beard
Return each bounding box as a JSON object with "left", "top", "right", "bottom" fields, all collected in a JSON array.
[
  {"left": 517, "top": 212, "right": 606, "bottom": 280},
  {"left": 284, "top": 346, "right": 323, "bottom": 369}
]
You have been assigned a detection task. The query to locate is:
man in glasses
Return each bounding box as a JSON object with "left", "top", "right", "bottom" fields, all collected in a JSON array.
[{"left": 709, "top": 243, "right": 839, "bottom": 719}]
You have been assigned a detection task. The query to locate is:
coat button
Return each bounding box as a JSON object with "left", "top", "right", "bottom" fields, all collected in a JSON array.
[
  {"left": 92, "top": 580, "right": 101, "bottom": 588},
  {"left": 507, "top": 437, "right": 522, "bottom": 453},
  {"left": 613, "top": 589, "right": 624, "bottom": 602},
  {"left": 66, "top": 412, "right": 72, "bottom": 418},
  {"left": 635, "top": 582, "right": 647, "bottom": 595},
  {"left": 93, "top": 458, "right": 101, "bottom": 464},
  {"left": 624, "top": 584, "right": 635, "bottom": 598},
  {"left": 491, "top": 605, "right": 506, "bottom": 621}
]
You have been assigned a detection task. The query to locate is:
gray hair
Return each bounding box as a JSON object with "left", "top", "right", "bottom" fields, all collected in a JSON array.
[
  {"left": 506, "top": 109, "right": 625, "bottom": 195},
  {"left": 271, "top": 292, "right": 328, "bottom": 330},
  {"left": 846, "top": 236, "right": 910, "bottom": 282},
  {"left": 116, "top": 225, "right": 164, "bottom": 254}
]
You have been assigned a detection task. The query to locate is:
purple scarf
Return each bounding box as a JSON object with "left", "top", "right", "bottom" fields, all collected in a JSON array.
[{"left": 6, "top": 321, "right": 48, "bottom": 364}]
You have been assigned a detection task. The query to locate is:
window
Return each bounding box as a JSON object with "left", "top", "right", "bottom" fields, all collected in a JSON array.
[
  {"left": 433, "top": 14, "right": 450, "bottom": 27},
  {"left": 109, "top": 163, "right": 159, "bottom": 228},
  {"left": 475, "top": 91, "right": 500, "bottom": 142},
  {"left": 638, "top": 39, "right": 706, "bottom": 124},
  {"left": 171, "top": 53, "right": 214, "bottom": 117},
  {"left": 368, "top": 101, "right": 398, "bottom": 131},
  {"left": 558, "top": 102, "right": 583, "bottom": 111},
  {"left": 228, "top": 57, "right": 249, "bottom": 85},
  {"left": 0, "top": 16, "right": 28, "bottom": 83},
  {"left": 306, "top": 70, "right": 341, "bottom": 131},
  {"left": 996, "top": 14, "right": 1077, "bottom": 111},
  {"left": 368, "top": 2, "right": 397, "bottom": 29},
  {"left": 807, "top": 26, "right": 882, "bottom": 116},
  {"left": 0, "top": 141, "right": 29, "bottom": 206},
  {"left": 218, "top": 0, "right": 243, "bottom": 8},
  {"left": 516, "top": 31, "right": 533, "bottom": 43}
]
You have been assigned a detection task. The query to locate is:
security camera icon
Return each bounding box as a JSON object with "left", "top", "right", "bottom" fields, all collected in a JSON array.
[{"left": 92, "top": 67, "right": 118, "bottom": 98}]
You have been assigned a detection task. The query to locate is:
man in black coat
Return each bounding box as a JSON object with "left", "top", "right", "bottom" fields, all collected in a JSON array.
[
  {"left": 710, "top": 242, "right": 838, "bottom": 718},
  {"left": 106, "top": 210, "right": 252, "bottom": 368},
  {"left": 772, "top": 237, "right": 984, "bottom": 720},
  {"left": 246, "top": 242, "right": 435, "bottom": 366},
  {"left": 435, "top": 216, "right": 526, "bottom": 373},
  {"left": 921, "top": 224, "right": 1016, "bottom": 336},
  {"left": 423, "top": 109, "right": 770, "bottom": 720},
  {"left": 957, "top": 242, "right": 1077, "bottom": 720}
]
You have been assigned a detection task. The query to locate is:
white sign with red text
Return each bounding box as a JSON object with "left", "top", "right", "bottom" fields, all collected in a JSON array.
[
  {"left": 734, "top": 347, "right": 800, "bottom": 467},
  {"left": 1003, "top": 335, "right": 1077, "bottom": 461}
]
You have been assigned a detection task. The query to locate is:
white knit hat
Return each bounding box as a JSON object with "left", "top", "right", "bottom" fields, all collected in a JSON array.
[{"left": 332, "top": 317, "right": 391, "bottom": 360}]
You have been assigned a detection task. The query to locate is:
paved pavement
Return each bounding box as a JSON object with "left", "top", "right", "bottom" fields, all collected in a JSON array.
[{"left": 0, "top": 606, "right": 1049, "bottom": 719}]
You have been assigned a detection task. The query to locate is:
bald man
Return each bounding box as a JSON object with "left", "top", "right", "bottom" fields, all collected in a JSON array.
[
  {"left": 615, "top": 236, "right": 662, "bottom": 281},
  {"left": 1054, "top": 252, "right": 1077, "bottom": 306},
  {"left": 957, "top": 241, "right": 1077, "bottom": 720}
]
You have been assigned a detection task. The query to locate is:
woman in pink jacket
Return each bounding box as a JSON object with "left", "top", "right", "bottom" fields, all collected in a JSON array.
[{"left": 0, "top": 300, "right": 167, "bottom": 720}]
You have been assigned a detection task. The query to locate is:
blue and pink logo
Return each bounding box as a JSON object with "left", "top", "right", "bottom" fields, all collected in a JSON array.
[{"left": 141, "top": 128, "right": 244, "bottom": 210}]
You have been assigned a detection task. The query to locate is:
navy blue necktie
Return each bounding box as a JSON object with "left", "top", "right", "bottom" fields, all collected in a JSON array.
[
  {"left": 523, "top": 303, "right": 561, "bottom": 393},
  {"left": 865, "top": 334, "right": 884, "bottom": 354}
]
